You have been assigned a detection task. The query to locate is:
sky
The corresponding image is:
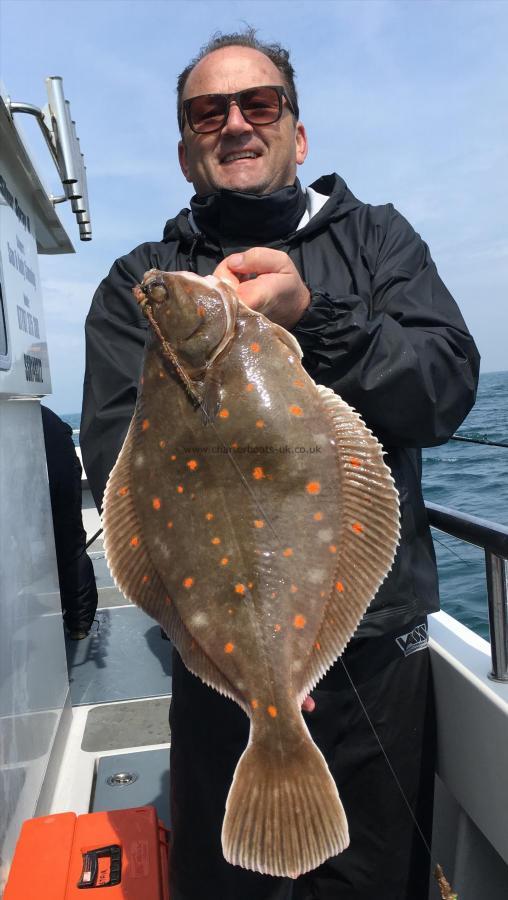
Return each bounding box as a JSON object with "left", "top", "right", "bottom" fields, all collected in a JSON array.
[{"left": 1, "top": 0, "right": 507, "bottom": 414}]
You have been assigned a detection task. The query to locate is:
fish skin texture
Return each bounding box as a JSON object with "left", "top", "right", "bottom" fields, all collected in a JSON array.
[{"left": 103, "top": 271, "right": 400, "bottom": 878}]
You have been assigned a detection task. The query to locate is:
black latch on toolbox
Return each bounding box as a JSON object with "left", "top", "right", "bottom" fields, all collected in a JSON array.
[{"left": 78, "top": 844, "right": 122, "bottom": 888}]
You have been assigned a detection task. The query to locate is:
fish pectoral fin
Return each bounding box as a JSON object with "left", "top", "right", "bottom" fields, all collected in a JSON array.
[
  {"left": 102, "top": 411, "right": 246, "bottom": 710},
  {"left": 200, "top": 367, "right": 223, "bottom": 424},
  {"left": 297, "top": 385, "right": 401, "bottom": 698},
  {"left": 222, "top": 716, "right": 348, "bottom": 877}
]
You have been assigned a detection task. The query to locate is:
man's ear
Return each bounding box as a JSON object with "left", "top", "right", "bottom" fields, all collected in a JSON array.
[
  {"left": 178, "top": 139, "right": 192, "bottom": 183},
  {"left": 295, "top": 122, "right": 308, "bottom": 166}
]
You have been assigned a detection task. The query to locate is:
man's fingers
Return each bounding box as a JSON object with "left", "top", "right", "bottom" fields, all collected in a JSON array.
[
  {"left": 226, "top": 247, "right": 292, "bottom": 276},
  {"left": 213, "top": 259, "right": 241, "bottom": 288},
  {"left": 301, "top": 694, "right": 316, "bottom": 713}
]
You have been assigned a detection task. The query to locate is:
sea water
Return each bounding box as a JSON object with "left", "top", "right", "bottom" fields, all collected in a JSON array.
[{"left": 61, "top": 370, "right": 508, "bottom": 641}]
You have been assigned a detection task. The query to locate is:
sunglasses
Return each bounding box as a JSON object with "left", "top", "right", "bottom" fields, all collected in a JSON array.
[{"left": 180, "top": 85, "right": 298, "bottom": 134}]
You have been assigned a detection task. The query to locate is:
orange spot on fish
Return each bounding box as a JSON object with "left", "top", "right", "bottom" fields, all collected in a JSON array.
[
  {"left": 142, "top": 575, "right": 150, "bottom": 584},
  {"left": 248, "top": 581, "right": 253, "bottom": 589},
  {"left": 293, "top": 378, "right": 305, "bottom": 388},
  {"left": 294, "top": 614, "right": 306, "bottom": 629},
  {"left": 350, "top": 457, "right": 362, "bottom": 467},
  {"left": 152, "top": 497, "right": 161, "bottom": 510},
  {"left": 306, "top": 481, "right": 321, "bottom": 494},
  {"left": 220, "top": 557, "right": 229, "bottom": 566},
  {"left": 313, "top": 511, "right": 323, "bottom": 521},
  {"left": 246, "top": 383, "right": 255, "bottom": 392},
  {"left": 283, "top": 548, "right": 293, "bottom": 557},
  {"left": 314, "top": 641, "right": 321, "bottom": 651},
  {"left": 167, "top": 521, "right": 173, "bottom": 529},
  {"left": 130, "top": 536, "right": 139, "bottom": 548},
  {"left": 170, "top": 454, "right": 177, "bottom": 461},
  {"left": 183, "top": 577, "right": 194, "bottom": 589},
  {"left": 252, "top": 466, "right": 265, "bottom": 480},
  {"left": 251, "top": 699, "right": 259, "bottom": 709},
  {"left": 289, "top": 405, "right": 303, "bottom": 416},
  {"left": 159, "top": 440, "right": 166, "bottom": 449},
  {"left": 271, "top": 591, "right": 277, "bottom": 599},
  {"left": 142, "top": 418, "right": 150, "bottom": 431},
  {"left": 140, "top": 376, "right": 144, "bottom": 386},
  {"left": 320, "top": 591, "right": 326, "bottom": 598},
  {"left": 336, "top": 581, "right": 345, "bottom": 593},
  {"left": 255, "top": 419, "right": 265, "bottom": 428},
  {"left": 159, "top": 369, "right": 165, "bottom": 379},
  {"left": 254, "top": 519, "right": 264, "bottom": 529},
  {"left": 211, "top": 537, "right": 221, "bottom": 545},
  {"left": 274, "top": 624, "right": 281, "bottom": 632},
  {"left": 329, "top": 544, "right": 337, "bottom": 553},
  {"left": 231, "top": 441, "right": 239, "bottom": 449},
  {"left": 224, "top": 642, "right": 234, "bottom": 654},
  {"left": 250, "top": 342, "right": 261, "bottom": 352},
  {"left": 267, "top": 705, "right": 278, "bottom": 718},
  {"left": 205, "top": 512, "right": 214, "bottom": 520},
  {"left": 118, "top": 486, "right": 129, "bottom": 497},
  {"left": 235, "top": 583, "right": 246, "bottom": 595},
  {"left": 197, "top": 303, "right": 206, "bottom": 317},
  {"left": 352, "top": 522, "right": 364, "bottom": 534},
  {"left": 219, "top": 409, "right": 230, "bottom": 419},
  {"left": 177, "top": 485, "right": 184, "bottom": 493},
  {"left": 290, "top": 584, "right": 298, "bottom": 593},
  {"left": 187, "top": 459, "right": 199, "bottom": 471}
]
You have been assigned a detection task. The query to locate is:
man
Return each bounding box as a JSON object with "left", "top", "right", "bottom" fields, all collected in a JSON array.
[{"left": 81, "top": 29, "right": 480, "bottom": 900}]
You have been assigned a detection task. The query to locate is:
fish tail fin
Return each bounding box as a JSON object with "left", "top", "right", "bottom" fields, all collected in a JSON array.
[{"left": 222, "top": 724, "right": 348, "bottom": 878}]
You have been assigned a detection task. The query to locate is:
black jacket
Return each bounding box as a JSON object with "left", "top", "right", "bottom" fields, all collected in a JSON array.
[{"left": 81, "top": 173, "right": 480, "bottom": 636}]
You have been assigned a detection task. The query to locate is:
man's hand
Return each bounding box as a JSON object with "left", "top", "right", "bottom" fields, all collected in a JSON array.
[
  {"left": 214, "top": 248, "right": 310, "bottom": 330},
  {"left": 301, "top": 694, "right": 316, "bottom": 713}
]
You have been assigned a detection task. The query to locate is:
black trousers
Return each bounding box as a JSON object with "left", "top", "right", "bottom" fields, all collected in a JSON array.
[{"left": 169, "top": 618, "right": 435, "bottom": 900}]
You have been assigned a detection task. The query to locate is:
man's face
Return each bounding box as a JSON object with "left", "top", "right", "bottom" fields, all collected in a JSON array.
[{"left": 178, "top": 46, "right": 308, "bottom": 196}]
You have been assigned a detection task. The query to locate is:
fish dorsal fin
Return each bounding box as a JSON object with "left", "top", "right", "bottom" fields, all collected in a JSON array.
[
  {"left": 102, "top": 414, "right": 246, "bottom": 710},
  {"left": 296, "top": 385, "right": 400, "bottom": 699}
]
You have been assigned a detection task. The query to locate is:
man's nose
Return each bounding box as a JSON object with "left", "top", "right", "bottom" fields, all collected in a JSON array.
[{"left": 221, "top": 100, "right": 253, "bottom": 135}]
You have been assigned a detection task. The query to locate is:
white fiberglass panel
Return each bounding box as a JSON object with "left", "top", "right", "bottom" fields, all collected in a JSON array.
[{"left": 0, "top": 398, "right": 68, "bottom": 891}]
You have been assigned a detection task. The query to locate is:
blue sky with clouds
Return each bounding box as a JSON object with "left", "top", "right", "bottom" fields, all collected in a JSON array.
[{"left": 1, "top": 0, "right": 506, "bottom": 413}]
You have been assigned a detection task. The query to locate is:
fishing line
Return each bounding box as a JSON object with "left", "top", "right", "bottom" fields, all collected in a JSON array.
[
  {"left": 432, "top": 534, "right": 476, "bottom": 567},
  {"left": 339, "top": 656, "right": 433, "bottom": 856},
  {"left": 340, "top": 656, "right": 458, "bottom": 896},
  {"left": 450, "top": 434, "right": 508, "bottom": 449}
]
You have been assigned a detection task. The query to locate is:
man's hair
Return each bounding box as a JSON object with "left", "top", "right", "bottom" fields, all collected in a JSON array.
[{"left": 176, "top": 27, "right": 300, "bottom": 131}]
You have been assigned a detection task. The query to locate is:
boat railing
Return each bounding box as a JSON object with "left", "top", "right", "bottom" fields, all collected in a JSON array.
[{"left": 425, "top": 501, "right": 508, "bottom": 683}]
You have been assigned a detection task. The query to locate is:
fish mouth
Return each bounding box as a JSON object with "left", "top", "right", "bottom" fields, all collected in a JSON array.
[{"left": 138, "top": 274, "right": 168, "bottom": 305}]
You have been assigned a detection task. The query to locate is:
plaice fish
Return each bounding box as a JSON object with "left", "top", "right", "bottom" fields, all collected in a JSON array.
[{"left": 102, "top": 268, "right": 400, "bottom": 878}]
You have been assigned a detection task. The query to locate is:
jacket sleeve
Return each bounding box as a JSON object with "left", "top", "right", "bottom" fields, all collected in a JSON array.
[
  {"left": 292, "top": 206, "right": 480, "bottom": 448},
  {"left": 80, "top": 248, "right": 149, "bottom": 510}
]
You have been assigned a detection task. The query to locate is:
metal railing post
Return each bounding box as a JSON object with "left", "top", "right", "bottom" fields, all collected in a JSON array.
[{"left": 485, "top": 552, "right": 508, "bottom": 683}]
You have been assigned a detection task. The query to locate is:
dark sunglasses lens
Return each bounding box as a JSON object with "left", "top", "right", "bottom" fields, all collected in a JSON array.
[
  {"left": 240, "top": 87, "right": 282, "bottom": 124},
  {"left": 188, "top": 95, "right": 228, "bottom": 132}
]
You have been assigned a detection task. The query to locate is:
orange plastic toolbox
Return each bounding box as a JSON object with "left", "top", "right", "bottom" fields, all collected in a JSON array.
[{"left": 4, "top": 805, "right": 169, "bottom": 899}]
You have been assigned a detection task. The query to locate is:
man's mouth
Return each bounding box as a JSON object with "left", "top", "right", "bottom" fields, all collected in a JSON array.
[{"left": 221, "top": 151, "right": 260, "bottom": 164}]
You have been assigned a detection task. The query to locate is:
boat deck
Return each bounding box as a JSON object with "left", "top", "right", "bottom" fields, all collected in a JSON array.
[{"left": 46, "top": 532, "right": 172, "bottom": 829}]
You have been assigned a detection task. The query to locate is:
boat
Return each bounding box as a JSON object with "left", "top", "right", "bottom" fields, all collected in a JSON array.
[{"left": 1, "top": 78, "right": 507, "bottom": 899}]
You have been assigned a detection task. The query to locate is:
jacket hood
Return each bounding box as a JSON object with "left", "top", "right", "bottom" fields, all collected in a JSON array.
[{"left": 161, "top": 173, "right": 363, "bottom": 248}]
